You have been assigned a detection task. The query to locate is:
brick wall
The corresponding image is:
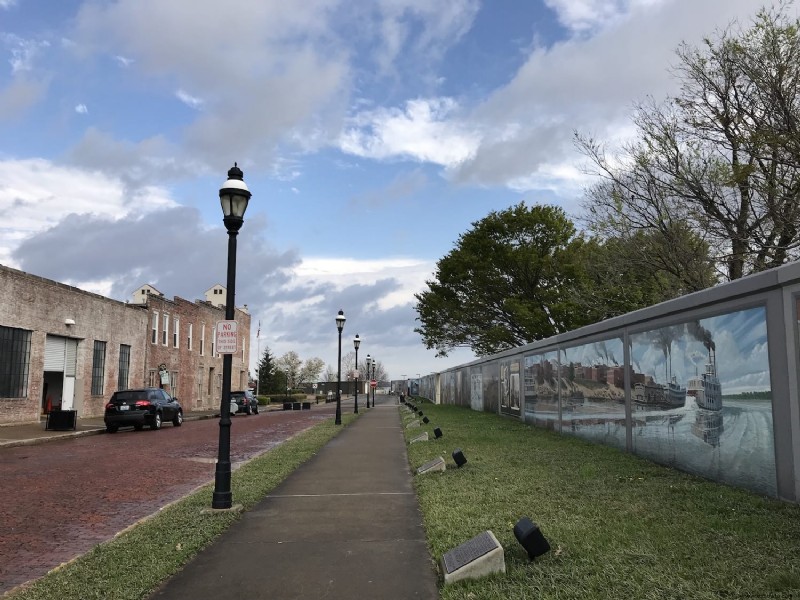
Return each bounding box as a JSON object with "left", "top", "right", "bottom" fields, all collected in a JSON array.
[{"left": 0, "top": 265, "right": 251, "bottom": 424}]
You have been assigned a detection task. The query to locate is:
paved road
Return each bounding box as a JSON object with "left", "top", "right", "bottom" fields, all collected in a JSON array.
[{"left": 0, "top": 405, "right": 336, "bottom": 595}]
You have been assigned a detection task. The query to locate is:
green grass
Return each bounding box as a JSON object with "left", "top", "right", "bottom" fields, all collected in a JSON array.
[
  {"left": 7, "top": 414, "right": 356, "bottom": 600},
  {"left": 403, "top": 400, "right": 800, "bottom": 600}
]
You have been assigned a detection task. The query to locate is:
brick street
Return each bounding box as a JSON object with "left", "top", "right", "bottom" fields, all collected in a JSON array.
[{"left": 0, "top": 406, "right": 335, "bottom": 595}]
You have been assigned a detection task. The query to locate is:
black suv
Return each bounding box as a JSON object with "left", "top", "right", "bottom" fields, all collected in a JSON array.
[
  {"left": 231, "top": 390, "right": 259, "bottom": 415},
  {"left": 104, "top": 388, "right": 183, "bottom": 433}
]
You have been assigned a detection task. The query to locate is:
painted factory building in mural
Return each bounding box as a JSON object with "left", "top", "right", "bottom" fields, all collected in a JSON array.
[{"left": 417, "top": 263, "right": 800, "bottom": 503}]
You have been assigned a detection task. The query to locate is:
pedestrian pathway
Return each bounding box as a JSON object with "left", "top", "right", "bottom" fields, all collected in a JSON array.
[{"left": 149, "top": 397, "right": 439, "bottom": 600}]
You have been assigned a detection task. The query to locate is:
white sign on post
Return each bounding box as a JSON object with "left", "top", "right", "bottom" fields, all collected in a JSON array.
[{"left": 215, "top": 320, "right": 238, "bottom": 354}]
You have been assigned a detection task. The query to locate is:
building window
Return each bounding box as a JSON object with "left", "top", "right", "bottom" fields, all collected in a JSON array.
[
  {"left": 170, "top": 371, "right": 178, "bottom": 396},
  {"left": 152, "top": 312, "right": 159, "bottom": 344},
  {"left": 211, "top": 336, "right": 215, "bottom": 356},
  {"left": 173, "top": 318, "right": 179, "bottom": 348},
  {"left": 148, "top": 369, "right": 158, "bottom": 387},
  {"left": 118, "top": 344, "right": 131, "bottom": 390},
  {"left": 0, "top": 325, "right": 31, "bottom": 397},
  {"left": 242, "top": 336, "right": 246, "bottom": 361},
  {"left": 188, "top": 323, "right": 193, "bottom": 351},
  {"left": 162, "top": 314, "right": 169, "bottom": 346},
  {"left": 200, "top": 324, "right": 205, "bottom": 356},
  {"left": 91, "top": 340, "right": 106, "bottom": 396}
]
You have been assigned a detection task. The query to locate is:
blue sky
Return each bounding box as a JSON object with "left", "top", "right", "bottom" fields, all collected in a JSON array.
[{"left": 0, "top": 0, "right": 772, "bottom": 380}]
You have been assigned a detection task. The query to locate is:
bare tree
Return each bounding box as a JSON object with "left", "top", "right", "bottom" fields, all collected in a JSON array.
[{"left": 578, "top": 6, "right": 800, "bottom": 282}]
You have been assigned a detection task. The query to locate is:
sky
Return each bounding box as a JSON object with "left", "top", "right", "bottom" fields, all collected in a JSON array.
[{"left": 0, "top": 0, "right": 776, "bottom": 382}]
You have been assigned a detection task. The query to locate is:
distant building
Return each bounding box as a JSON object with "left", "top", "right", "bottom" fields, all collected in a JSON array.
[
  {"left": 0, "top": 265, "right": 250, "bottom": 425},
  {"left": 131, "top": 283, "right": 164, "bottom": 305},
  {"left": 205, "top": 284, "right": 226, "bottom": 308}
]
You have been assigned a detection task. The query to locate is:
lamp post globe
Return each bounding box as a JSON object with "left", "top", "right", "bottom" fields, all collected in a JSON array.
[
  {"left": 335, "top": 310, "right": 346, "bottom": 425},
  {"left": 212, "top": 163, "right": 251, "bottom": 511},
  {"left": 353, "top": 334, "right": 361, "bottom": 414}
]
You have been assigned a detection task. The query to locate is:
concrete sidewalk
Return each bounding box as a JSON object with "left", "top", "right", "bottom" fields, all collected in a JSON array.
[{"left": 149, "top": 396, "right": 439, "bottom": 600}]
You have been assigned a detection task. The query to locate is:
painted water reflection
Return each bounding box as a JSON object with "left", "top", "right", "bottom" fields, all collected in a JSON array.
[{"left": 630, "top": 398, "right": 775, "bottom": 496}]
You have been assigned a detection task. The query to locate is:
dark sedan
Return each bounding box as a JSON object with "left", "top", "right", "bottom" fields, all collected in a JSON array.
[
  {"left": 231, "top": 390, "right": 259, "bottom": 415},
  {"left": 104, "top": 388, "right": 183, "bottom": 433}
]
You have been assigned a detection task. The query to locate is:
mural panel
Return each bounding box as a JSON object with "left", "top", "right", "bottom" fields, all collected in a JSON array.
[
  {"left": 470, "top": 368, "right": 483, "bottom": 411},
  {"left": 629, "top": 306, "right": 775, "bottom": 496},
  {"left": 499, "top": 358, "right": 522, "bottom": 416},
  {"left": 558, "top": 338, "right": 627, "bottom": 450},
  {"left": 481, "top": 361, "right": 499, "bottom": 413},
  {"left": 523, "top": 351, "right": 560, "bottom": 430}
]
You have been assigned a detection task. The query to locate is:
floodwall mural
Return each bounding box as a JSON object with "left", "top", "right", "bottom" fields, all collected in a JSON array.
[
  {"left": 559, "top": 338, "right": 628, "bottom": 450},
  {"left": 430, "top": 304, "right": 777, "bottom": 498},
  {"left": 629, "top": 306, "right": 775, "bottom": 496},
  {"left": 523, "top": 351, "right": 560, "bottom": 430}
]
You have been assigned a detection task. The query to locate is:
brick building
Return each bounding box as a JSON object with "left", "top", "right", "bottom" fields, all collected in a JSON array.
[{"left": 0, "top": 265, "right": 250, "bottom": 425}]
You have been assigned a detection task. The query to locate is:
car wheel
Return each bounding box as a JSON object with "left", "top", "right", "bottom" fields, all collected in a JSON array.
[
  {"left": 134, "top": 424, "right": 144, "bottom": 431},
  {"left": 246, "top": 406, "right": 252, "bottom": 415},
  {"left": 106, "top": 425, "right": 118, "bottom": 433},
  {"left": 151, "top": 412, "right": 162, "bottom": 430},
  {"left": 173, "top": 410, "right": 183, "bottom": 427}
]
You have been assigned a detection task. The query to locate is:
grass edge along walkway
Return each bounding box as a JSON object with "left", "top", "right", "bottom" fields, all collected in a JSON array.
[
  {"left": 402, "top": 400, "right": 800, "bottom": 600},
  {"left": 4, "top": 414, "right": 357, "bottom": 600}
]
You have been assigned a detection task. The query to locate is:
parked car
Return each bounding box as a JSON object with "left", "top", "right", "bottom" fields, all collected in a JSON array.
[
  {"left": 231, "top": 390, "right": 259, "bottom": 415},
  {"left": 104, "top": 388, "right": 183, "bottom": 433}
]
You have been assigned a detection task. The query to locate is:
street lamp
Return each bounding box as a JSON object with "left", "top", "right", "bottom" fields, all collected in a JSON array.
[
  {"left": 335, "top": 309, "right": 346, "bottom": 425},
  {"left": 212, "top": 163, "right": 251, "bottom": 511},
  {"left": 365, "top": 354, "right": 371, "bottom": 408},
  {"left": 371, "top": 358, "right": 376, "bottom": 408},
  {"left": 353, "top": 334, "right": 361, "bottom": 414}
]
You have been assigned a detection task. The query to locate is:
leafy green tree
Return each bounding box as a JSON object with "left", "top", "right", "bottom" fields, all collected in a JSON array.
[
  {"left": 573, "top": 224, "right": 717, "bottom": 320},
  {"left": 415, "top": 203, "right": 594, "bottom": 357},
  {"left": 577, "top": 5, "right": 800, "bottom": 281}
]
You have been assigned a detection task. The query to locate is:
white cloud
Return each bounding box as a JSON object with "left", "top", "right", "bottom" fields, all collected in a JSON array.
[
  {"left": 447, "top": 0, "right": 770, "bottom": 193},
  {"left": 339, "top": 97, "right": 479, "bottom": 166},
  {"left": 114, "top": 55, "right": 133, "bottom": 67},
  {"left": 176, "top": 89, "right": 204, "bottom": 110},
  {"left": 2, "top": 34, "right": 50, "bottom": 73},
  {"left": 369, "top": 0, "right": 480, "bottom": 74},
  {"left": 543, "top": 0, "right": 666, "bottom": 32},
  {"left": 75, "top": 103, "right": 88, "bottom": 114},
  {"left": 0, "top": 0, "right": 18, "bottom": 9},
  {"left": 0, "top": 159, "right": 177, "bottom": 267}
]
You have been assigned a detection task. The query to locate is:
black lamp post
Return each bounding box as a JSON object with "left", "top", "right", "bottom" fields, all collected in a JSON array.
[
  {"left": 353, "top": 334, "right": 360, "bottom": 413},
  {"left": 365, "top": 355, "right": 371, "bottom": 408},
  {"left": 212, "top": 163, "right": 251, "bottom": 510},
  {"left": 335, "top": 309, "right": 346, "bottom": 425},
  {"left": 371, "top": 358, "right": 376, "bottom": 408}
]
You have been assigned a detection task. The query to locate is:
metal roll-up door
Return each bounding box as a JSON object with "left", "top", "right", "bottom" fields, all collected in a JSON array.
[{"left": 44, "top": 335, "right": 66, "bottom": 371}]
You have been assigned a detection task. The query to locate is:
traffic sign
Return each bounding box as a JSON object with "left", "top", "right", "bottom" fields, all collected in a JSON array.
[
  {"left": 215, "top": 320, "right": 238, "bottom": 354},
  {"left": 370, "top": 380, "right": 377, "bottom": 388}
]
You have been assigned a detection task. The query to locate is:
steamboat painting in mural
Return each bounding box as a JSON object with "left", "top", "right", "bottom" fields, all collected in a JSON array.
[{"left": 522, "top": 306, "right": 775, "bottom": 497}]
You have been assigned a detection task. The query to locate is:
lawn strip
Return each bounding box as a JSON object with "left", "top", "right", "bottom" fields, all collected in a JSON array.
[{"left": 403, "top": 401, "right": 800, "bottom": 600}]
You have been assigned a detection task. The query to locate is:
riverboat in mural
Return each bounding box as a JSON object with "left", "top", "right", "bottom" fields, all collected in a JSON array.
[{"left": 687, "top": 349, "right": 722, "bottom": 411}]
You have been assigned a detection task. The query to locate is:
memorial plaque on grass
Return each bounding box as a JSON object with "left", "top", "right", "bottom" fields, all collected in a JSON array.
[
  {"left": 410, "top": 432, "right": 429, "bottom": 444},
  {"left": 442, "top": 530, "right": 505, "bottom": 584},
  {"left": 416, "top": 456, "right": 445, "bottom": 474}
]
